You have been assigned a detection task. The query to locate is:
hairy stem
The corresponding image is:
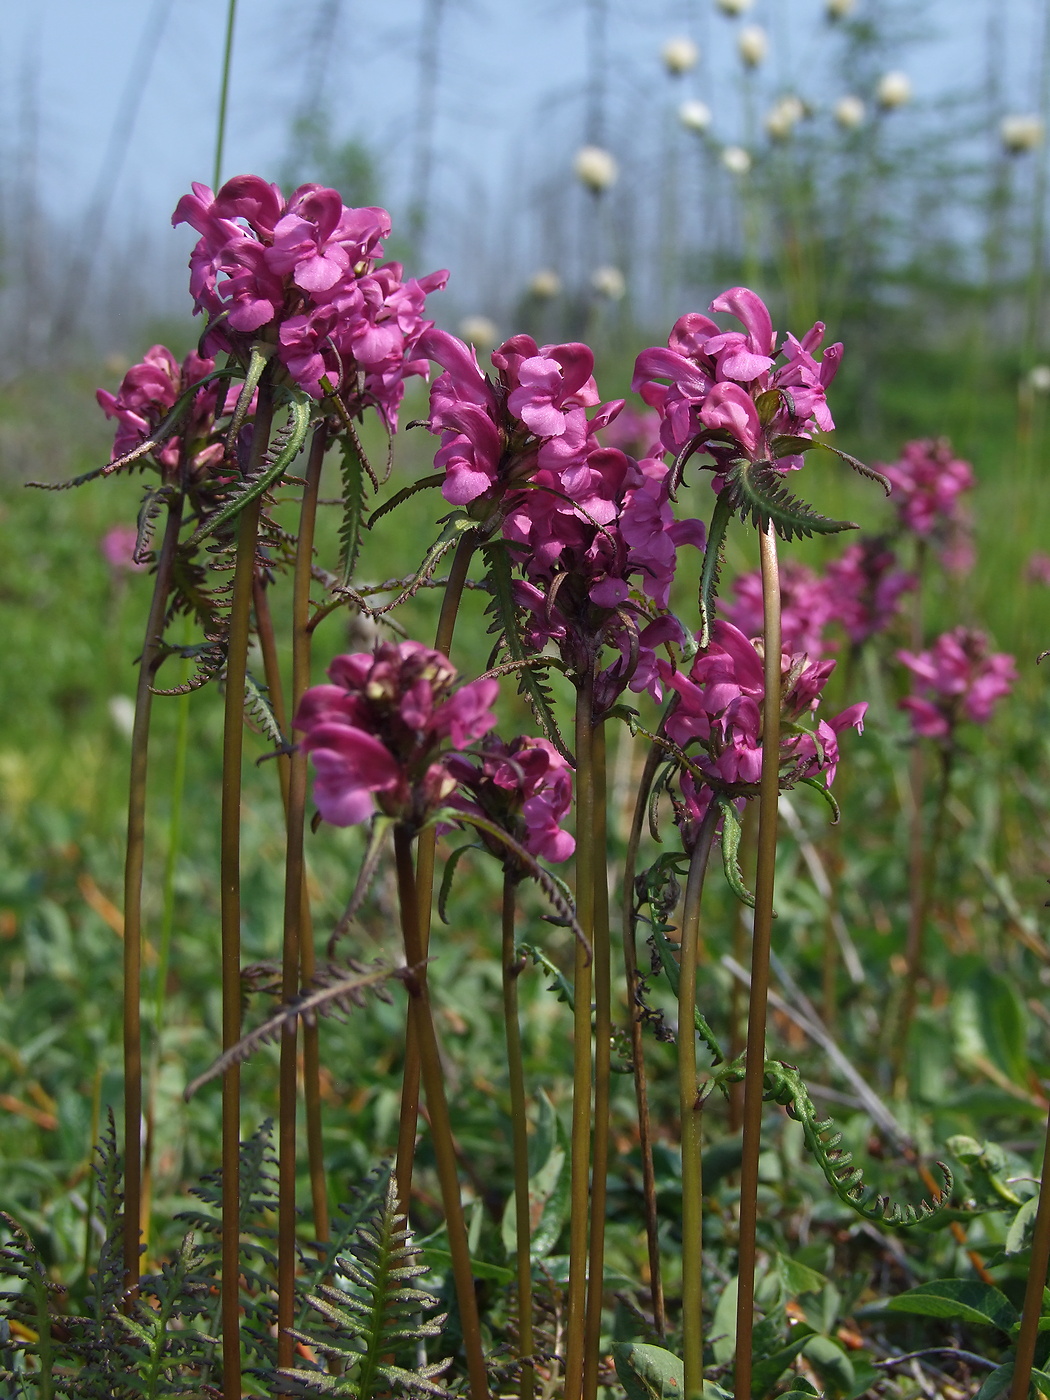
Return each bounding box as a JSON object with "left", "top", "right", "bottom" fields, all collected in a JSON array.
[
  {"left": 734, "top": 519, "right": 782, "bottom": 1400},
  {"left": 680, "top": 802, "right": 720, "bottom": 1399},
  {"left": 220, "top": 385, "right": 273, "bottom": 1400},
  {"left": 396, "top": 531, "right": 478, "bottom": 1209},
  {"left": 393, "top": 825, "right": 490, "bottom": 1400},
  {"left": 502, "top": 872, "right": 535, "bottom": 1400},
  {"left": 621, "top": 727, "right": 669, "bottom": 1334},
  {"left": 277, "top": 424, "right": 327, "bottom": 1367},
  {"left": 1009, "top": 1104, "right": 1050, "bottom": 1400},
  {"left": 122, "top": 492, "right": 183, "bottom": 1295},
  {"left": 583, "top": 720, "right": 610, "bottom": 1400},
  {"left": 565, "top": 669, "right": 596, "bottom": 1400}
]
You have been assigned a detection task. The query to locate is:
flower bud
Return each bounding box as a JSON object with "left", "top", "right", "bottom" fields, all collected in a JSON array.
[
  {"left": 679, "top": 98, "right": 713, "bottom": 132},
  {"left": 1028, "top": 364, "right": 1050, "bottom": 393},
  {"left": 876, "top": 70, "right": 911, "bottom": 109},
  {"left": 661, "top": 35, "right": 699, "bottom": 75},
  {"left": 716, "top": 0, "right": 753, "bottom": 13},
  {"left": 458, "top": 315, "right": 499, "bottom": 350},
  {"left": 591, "top": 265, "right": 626, "bottom": 299},
  {"left": 834, "top": 94, "right": 866, "bottom": 129},
  {"left": 826, "top": 0, "right": 856, "bottom": 16},
  {"left": 738, "top": 24, "right": 768, "bottom": 66},
  {"left": 721, "top": 144, "right": 752, "bottom": 175},
  {"left": 573, "top": 144, "right": 619, "bottom": 192},
  {"left": 1001, "top": 114, "right": 1044, "bottom": 154},
  {"left": 765, "top": 94, "right": 804, "bottom": 140},
  {"left": 528, "top": 268, "right": 562, "bottom": 299}
]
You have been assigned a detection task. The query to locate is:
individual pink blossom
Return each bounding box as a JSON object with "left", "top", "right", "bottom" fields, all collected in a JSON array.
[
  {"left": 295, "top": 641, "right": 499, "bottom": 828},
  {"left": 446, "top": 736, "right": 576, "bottom": 864},
  {"left": 823, "top": 538, "right": 915, "bottom": 645},
  {"left": 897, "top": 628, "right": 1016, "bottom": 738},
  {"left": 632, "top": 285, "right": 843, "bottom": 471},
  {"left": 1027, "top": 551, "right": 1050, "bottom": 585},
  {"left": 879, "top": 437, "right": 974, "bottom": 539},
  {"left": 173, "top": 176, "right": 448, "bottom": 426},
  {"left": 100, "top": 524, "right": 148, "bottom": 572},
  {"left": 722, "top": 560, "right": 837, "bottom": 657},
  {"left": 597, "top": 403, "right": 663, "bottom": 457}
]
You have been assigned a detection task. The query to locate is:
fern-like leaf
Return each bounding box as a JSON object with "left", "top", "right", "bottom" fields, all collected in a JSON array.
[
  {"left": 723, "top": 459, "right": 858, "bottom": 542},
  {"left": 698, "top": 487, "right": 734, "bottom": 648},
  {"left": 337, "top": 436, "right": 368, "bottom": 586},
  {"left": 367, "top": 472, "right": 445, "bottom": 528},
  {"left": 718, "top": 797, "right": 756, "bottom": 909}
]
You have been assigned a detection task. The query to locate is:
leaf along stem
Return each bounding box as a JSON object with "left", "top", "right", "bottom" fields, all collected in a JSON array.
[
  {"left": 393, "top": 825, "right": 490, "bottom": 1400},
  {"left": 219, "top": 383, "right": 273, "bottom": 1400},
  {"left": 502, "top": 871, "right": 535, "bottom": 1400},
  {"left": 734, "top": 518, "right": 782, "bottom": 1400},
  {"left": 679, "top": 801, "right": 720, "bottom": 1399},
  {"left": 123, "top": 490, "right": 184, "bottom": 1297}
]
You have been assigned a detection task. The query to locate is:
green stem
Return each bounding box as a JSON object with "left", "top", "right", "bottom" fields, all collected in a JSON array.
[
  {"left": 564, "top": 669, "right": 596, "bottom": 1400},
  {"left": 213, "top": 0, "right": 238, "bottom": 191},
  {"left": 502, "top": 871, "right": 534, "bottom": 1400},
  {"left": 396, "top": 531, "right": 478, "bottom": 1210},
  {"left": 734, "top": 519, "right": 781, "bottom": 1400},
  {"left": 679, "top": 803, "right": 720, "bottom": 1400},
  {"left": 583, "top": 720, "right": 610, "bottom": 1400},
  {"left": 621, "top": 727, "right": 670, "bottom": 1334},
  {"left": 123, "top": 492, "right": 184, "bottom": 1295},
  {"left": 1009, "top": 1104, "right": 1050, "bottom": 1400},
  {"left": 220, "top": 385, "right": 273, "bottom": 1400},
  {"left": 393, "top": 826, "right": 490, "bottom": 1400},
  {"left": 277, "top": 424, "right": 327, "bottom": 1367}
]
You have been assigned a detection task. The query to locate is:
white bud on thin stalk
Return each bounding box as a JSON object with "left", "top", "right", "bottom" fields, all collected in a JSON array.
[
  {"left": 826, "top": 0, "right": 856, "bottom": 17},
  {"left": 765, "top": 94, "right": 805, "bottom": 141},
  {"left": 876, "top": 70, "right": 911, "bottom": 109},
  {"left": 458, "top": 315, "right": 499, "bottom": 350},
  {"left": 528, "top": 269, "right": 562, "bottom": 299},
  {"left": 573, "top": 144, "right": 619, "bottom": 192},
  {"left": 1001, "top": 115, "right": 1044, "bottom": 154},
  {"left": 716, "top": 0, "right": 754, "bottom": 13},
  {"left": 1028, "top": 365, "right": 1050, "bottom": 393},
  {"left": 721, "top": 145, "right": 752, "bottom": 175},
  {"left": 834, "top": 95, "right": 866, "bottom": 129},
  {"left": 738, "top": 24, "right": 768, "bottom": 67},
  {"left": 679, "top": 99, "right": 713, "bottom": 133},
  {"left": 591, "top": 266, "right": 626, "bottom": 300},
  {"left": 661, "top": 36, "right": 699, "bottom": 76}
]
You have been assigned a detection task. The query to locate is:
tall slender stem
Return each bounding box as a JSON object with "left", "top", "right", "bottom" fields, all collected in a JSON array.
[
  {"left": 123, "top": 493, "right": 183, "bottom": 1295},
  {"left": 583, "top": 721, "right": 610, "bottom": 1400},
  {"left": 679, "top": 803, "right": 720, "bottom": 1399},
  {"left": 734, "top": 520, "right": 782, "bottom": 1400},
  {"left": 1009, "top": 1104, "right": 1050, "bottom": 1400},
  {"left": 277, "top": 425, "right": 327, "bottom": 1367},
  {"left": 564, "top": 670, "right": 596, "bottom": 1400},
  {"left": 213, "top": 0, "right": 238, "bottom": 191},
  {"left": 396, "top": 532, "right": 478, "bottom": 1208},
  {"left": 220, "top": 385, "right": 273, "bottom": 1400},
  {"left": 502, "top": 872, "right": 534, "bottom": 1400},
  {"left": 393, "top": 827, "right": 490, "bottom": 1400},
  {"left": 621, "top": 729, "right": 670, "bottom": 1334}
]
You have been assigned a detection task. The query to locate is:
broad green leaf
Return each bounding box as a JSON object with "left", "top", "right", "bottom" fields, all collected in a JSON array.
[
  {"left": 886, "top": 1279, "right": 1019, "bottom": 1332},
  {"left": 774, "top": 1251, "right": 828, "bottom": 1298},
  {"left": 750, "top": 1334, "right": 812, "bottom": 1396},
  {"left": 711, "top": 1275, "right": 738, "bottom": 1365},
  {"left": 612, "top": 1342, "right": 684, "bottom": 1400},
  {"left": 1006, "top": 1195, "right": 1040, "bottom": 1255},
  {"left": 418, "top": 1246, "right": 512, "bottom": 1284},
  {"left": 976, "top": 1362, "right": 1050, "bottom": 1399},
  {"left": 801, "top": 1333, "right": 855, "bottom": 1394}
]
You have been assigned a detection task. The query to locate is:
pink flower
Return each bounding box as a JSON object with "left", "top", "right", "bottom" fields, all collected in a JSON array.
[
  {"left": 96, "top": 344, "right": 229, "bottom": 479},
  {"left": 295, "top": 641, "right": 499, "bottom": 828},
  {"left": 100, "top": 524, "right": 148, "bottom": 572},
  {"left": 824, "top": 539, "right": 915, "bottom": 646},
  {"left": 447, "top": 736, "right": 576, "bottom": 864},
  {"left": 1027, "top": 551, "right": 1050, "bottom": 585},
  {"left": 898, "top": 628, "right": 1016, "bottom": 738},
  {"left": 880, "top": 437, "right": 974, "bottom": 539},
  {"left": 722, "top": 560, "right": 837, "bottom": 658}
]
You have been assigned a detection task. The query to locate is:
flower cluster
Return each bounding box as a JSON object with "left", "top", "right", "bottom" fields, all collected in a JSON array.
[
  {"left": 824, "top": 538, "right": 914, "bottom": 645},
  {"left": 446, "top": 736, "right": 575, "bottom": 864},
  {"left": 96, "top": 344, "right": 229, "bottom": 480},
  {"left": 173, "top": 176, "right": 447, "bottom": 425},
  {"left": 897, "top": 628, "right": 1016, "bottom": 739},
  {"left": 295, "top": 642, "right": 498, "bottom": 828},
  {"left": 722, "top": 560, "right": 837, "bottom": 658},
  {"left": 880, "top": 437, "right": 974, "bottom": 539},
  {"left": 632, "top": 286, "right": 843, "bottom": 472},
  {"left": 660, "top": 620, "right": 866, "bottom": 806}
]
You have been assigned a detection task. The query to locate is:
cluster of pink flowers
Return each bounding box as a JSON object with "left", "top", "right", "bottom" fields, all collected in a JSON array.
[
  {"left": 823, "top": 539, "right": 914, "bottom": 646},
  {"left": 173, "top": 176, "right": 447, "bottom": 425},
  {"left": 658, "top": 621, "right": 867, "bottom": 832},
  {"left": 100, "top": 524, "right": 148, "bottom": 573},
  {"left": 897, "top": 628, "right": 1016, "bottom": 739},
  {"left": 446, "top": 736, "right": 575, "bottom": 864},
  {"left": 632, "top": 286, "right": 842, "bottom": 473},
  {"left": 880, "top": 437, "right": 974, "bottom": 540},
  {"left": 96, "top": 344, "right": 230, "bottom": 479},
  {"left": 294, "top": 642, "right": 498, "bottom": 828},
  {"left": 722, "top": 560, "right": 837, "bottom": 658}
]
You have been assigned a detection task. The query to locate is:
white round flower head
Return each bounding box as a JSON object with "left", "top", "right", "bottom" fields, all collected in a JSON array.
[
  {"left": 679, "top": 98, "right": 713, "bottom": 133},
  {"left": 826, "top": 0, "right": 856, "bottom": 17},
  {"left": 765, "top": 94, "right": 805, "bottom": 140},
  {"left": 876, "top": 70, "right": 912, "bottom": 109},
  {"left": 109, "top": 695, "right": 137, "bottom": 740},
  {"left": 591, "top": 265, "right": 626, "bottom": 300},
  {"left": 716, "top": 0, "right": 754, "bottom": 13},
  {"left": 1001, "top": 115, "right": 1044, "bottom": 154},
  {"left": 834, "top": 94, "right": 866, "bottom": 129},
  {"left": 738, "top": 24, "right": 768, "bottom": 67},
  {"left": 458, "top": 315, "right": 499, "bottom": 351},
  {"left": 528, "top": 269, "right": 562, "bottom": 299},
  {"left": 1029, "top": 364, "right": 1050, "bottom": 393},
  {"left": 573, "top": 144, "right": 619, "bottom": 192},
  {"left": 662, "top": 35, "right": 699, "bottom": 76},
  {"left": 721, "top": 144, "right": 752, "bottom": 175}
]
